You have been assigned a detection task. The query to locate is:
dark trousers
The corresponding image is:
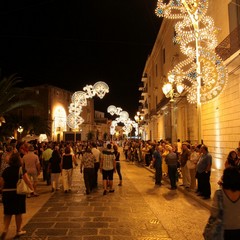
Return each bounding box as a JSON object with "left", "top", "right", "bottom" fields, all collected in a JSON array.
[
  {"left": 155, "top": 165, "right": 162, "bottom": 185},
  {"left": 145, "top": 154, "right": 151, "bottom": 166},
  {"left": 93, "top": 162, "right": 100, "bottom": 188},
  {"left": 83, "top": 168, "right": 95, "bottom": 193},
  {"left": 116, "top": 162, "right": 122, "bottom": 181},
  {"left": 168, "top": 165, "right": 177, "bottom": 188},
  {"left": 197, "top": 171, "right": 211, "bottom": 197},
  {"left": 43, "top": 161, "right": 51, "bottom": 185}
]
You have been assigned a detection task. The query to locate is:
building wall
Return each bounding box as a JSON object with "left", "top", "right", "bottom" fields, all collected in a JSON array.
[
  {"left": 17, "top": 85, "right": 108, "bottom": 142},
  {"left": 200, "top": 0, "right": 240, "bottom": 169},
  {"left": 139, "top": 0, "right": 239, "bottom": 170}
]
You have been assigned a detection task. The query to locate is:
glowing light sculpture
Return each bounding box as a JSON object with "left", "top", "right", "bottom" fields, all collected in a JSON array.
[
  {"left": 67, "top": 81, "right": 109, "bottom": 129},
  {"left": 155, "top": 0, "right": 228, "bottom": 143},
  {"left": 107, "top": 105, "right": 138, "bottom": 137}
]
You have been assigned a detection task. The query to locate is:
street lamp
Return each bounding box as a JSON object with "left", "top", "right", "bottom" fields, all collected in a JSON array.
[
  {"left": 162, "top": 81, "right": 184, "bottom": 102},
  {"left": 162, "top": 81, "right": 184, "bottom": 143},
  {"left": 17, "top": 126, "right": 23, "bottom": 140},
  {"left": 134, "top": 112, "right": 144, "bottom": 139}
]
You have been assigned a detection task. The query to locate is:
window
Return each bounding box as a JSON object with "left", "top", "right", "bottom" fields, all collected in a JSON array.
[
  {"left": 229, "top": 0, "right": 240, "bottom": 31},
  {"left": 163, "top": 48, "right": 166, "bottom": 64}
]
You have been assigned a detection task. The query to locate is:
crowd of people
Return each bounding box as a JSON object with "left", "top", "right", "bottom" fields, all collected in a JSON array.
[
  {"left": 123, "top": 138, "right": 240, "bottom": 239},
  {"left": 0, "top": 139, "right": 123, "bottom": 239},
  {"left": 123, "top": 139, "right": 213, "bottom": 196},
  {"left": 0, "top": 137, "right": 240, "bottom": 239}
]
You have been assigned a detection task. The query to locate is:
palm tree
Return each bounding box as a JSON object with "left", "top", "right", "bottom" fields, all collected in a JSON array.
[
  {"left": 0, "top": 72, "right": 38, "bottom": 117},
  {"left": 0, "top": 72, "right": 39, "bottom": 140}
]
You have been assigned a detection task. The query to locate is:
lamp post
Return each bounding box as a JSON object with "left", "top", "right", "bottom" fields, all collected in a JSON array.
[
  {"left": 162, "top": 82, "right": 184, "bottom": 143},
  {"left": 134, "top": 111, "right": 144, "bottom": 140},
  {"left": 17, "top": 126, "right": 23, "bottom": 140}
]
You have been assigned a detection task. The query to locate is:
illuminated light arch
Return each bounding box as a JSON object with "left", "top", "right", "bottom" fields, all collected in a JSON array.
[
  {"left": 67, "top": 81, "right": 109, "bottom": 129},
  {"left": 107, "top": 105, "right": 138, "bottom": 137}
]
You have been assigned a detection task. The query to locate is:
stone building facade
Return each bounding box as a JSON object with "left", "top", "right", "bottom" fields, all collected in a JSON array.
[
  {"left": 17, "top": 84, "right": 109, "bottom": 142},
  {"left": 139, "top": 0, "right": 240, "bottom": 169}
]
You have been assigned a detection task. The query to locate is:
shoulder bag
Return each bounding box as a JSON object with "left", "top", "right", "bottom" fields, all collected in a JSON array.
[
  {"left": 16, "top": 167, "right": 33, "bottom": 195},
  {"left": 203, "top": 189, "right": 224, "bottom": 240}
]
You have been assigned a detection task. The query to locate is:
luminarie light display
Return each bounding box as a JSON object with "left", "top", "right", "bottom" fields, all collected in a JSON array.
[
  {"left": 67, "top": 81, "right": 109, "bottom": 129},
  {"left": 107, "top": 105, "right": 138, "bottom": 136},
  {"left": 155, "top": 0, "right": 228, "bottom": 104},
  {"left": 155, "top": 0, "right": 228, "bottom": 143}
]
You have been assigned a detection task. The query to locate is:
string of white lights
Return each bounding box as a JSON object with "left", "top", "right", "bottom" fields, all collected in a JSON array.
[
  {"left": 67, "top": 81, "right": 109, "bottom": 129},
  {"left": 107, "top": 105, "right": 138, "bottom": 136},
  {"left": 156, "top": 0, "right": 228, "bottom": 104}
]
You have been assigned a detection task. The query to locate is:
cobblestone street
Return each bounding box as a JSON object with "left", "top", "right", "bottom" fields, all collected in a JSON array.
[{"left": 4, "top": 155, "right": 210, "bottom": 240}]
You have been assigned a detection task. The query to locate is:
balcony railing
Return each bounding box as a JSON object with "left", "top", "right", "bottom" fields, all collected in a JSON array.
[
  {"left": 149, "top": 109, "right": 157, "bottom": 117},
  {"left": 156, "top": 97, "right": 169, "bottom": 112},
  {"left": 216, "top": 26, "right": 240, "bottom": 61}
]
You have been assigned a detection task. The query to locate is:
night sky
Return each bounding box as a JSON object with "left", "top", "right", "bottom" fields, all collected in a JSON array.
[{"left": 0, "top": 0, "right": 161, "bottom": 118}]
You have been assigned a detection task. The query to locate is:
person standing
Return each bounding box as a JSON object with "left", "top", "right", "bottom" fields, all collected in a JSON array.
[
  {"left": 205, "top": 167, "right": 240, "bottom": 240},
  {"left": 80, "top": 147, "right": 95, "bottom": 195},
  {"left": 0, "top": 153, "right": 33, "bottom": 240},
  {"left": 196, "top": 145, "right": 212, "bottom": 199},
  {"left": 48, "top": 146, "right": 62, "bottom": 192},
  {"left": 179, "top": 142, "right": 191, "bottom": 188},
  {"left": 187, "top": 145, "right": 200, "bottom": 191},
  {"left": 22, "top": 145, "right": 41, "bottom": 197},
  {"left": 151, "top": 145, "right": 162, "bottom": 186},
  {"left": 42, "top": 144, "right": 53, "bottom": 185},
  {"left": 235, "top": 147, "right": 240, "bottom": 170},
  {"left": 165, "top": 146, "right": 178, "bottom": 190},
  {"left": 0, "top": 145, "right": 13, "bottom": 177},
  {"left": 100, "top": 144, "right": 116, "bottom": 195},
  {"left": 61, "top": 146, "right": 75, "bottom": 193},
  {"left": 224, "top": 150, "right": 238, "bottom": 168},
  {"left": 161, "top": 142, "right": 169, "bottom": 177},
  {"left": 176, "top": 139, "right": 182, "bottom": 159},
  {"left": 91, "top": 143, "right": 101, "bottom": 188},
  {"left": 113, "top": 145, "right": 122, "bottom": 186}
]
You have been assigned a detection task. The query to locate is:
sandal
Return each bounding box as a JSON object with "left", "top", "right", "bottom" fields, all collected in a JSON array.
[{"left": 16, "top": 230, "right": 26, "bottom": 236}]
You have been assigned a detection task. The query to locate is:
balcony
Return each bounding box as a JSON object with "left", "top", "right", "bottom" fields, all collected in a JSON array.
[
  {"left": 156, "top": 97, "right": 170, "bottom": 112},
  {"left": 216, "top": 26, "right": 240, "bottom": 61},
  {"left": 141, "top": 73, "right": 148, "bottom": 82},
  {"left": 149, "top": 109, "right": 157, "bottom": 117}
]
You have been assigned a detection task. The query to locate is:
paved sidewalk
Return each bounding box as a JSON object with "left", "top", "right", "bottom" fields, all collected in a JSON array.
[
  {"left": 8, "top": 164, "right": 171, "bottom": 240},
  {"left": 144, "top": 165, "right": 223, "bottom": 210}
]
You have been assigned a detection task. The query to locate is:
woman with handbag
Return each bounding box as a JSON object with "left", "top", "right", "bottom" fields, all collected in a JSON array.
[
  {"left": 204, "top": 167, "right": 240, "bottom": 240},
  {"left": 0, "top": 153, "right": 33, "bottom": 240}
]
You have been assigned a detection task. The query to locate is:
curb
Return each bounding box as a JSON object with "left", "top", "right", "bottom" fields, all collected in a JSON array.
[{"left": 144, "top": 165, "right": 212, "bottom": 210}]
